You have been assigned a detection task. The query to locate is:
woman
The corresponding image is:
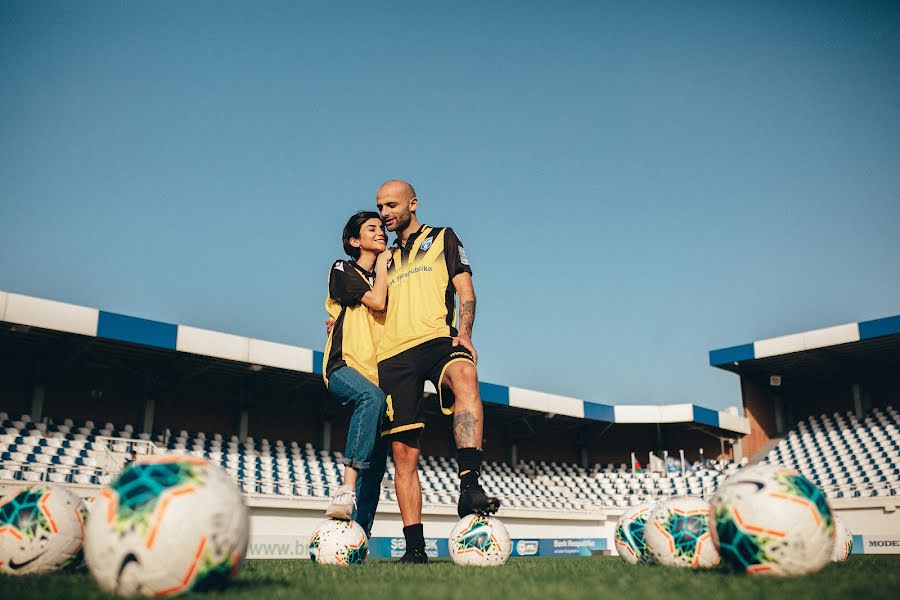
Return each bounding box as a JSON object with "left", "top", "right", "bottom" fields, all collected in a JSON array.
[{"left": 322, "top": 211, "right": 390, "bottom": 534}]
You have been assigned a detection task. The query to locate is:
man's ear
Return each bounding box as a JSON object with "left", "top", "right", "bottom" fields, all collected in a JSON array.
[{"left": 409, "top": 196, "right": 418, "bottom": 213}]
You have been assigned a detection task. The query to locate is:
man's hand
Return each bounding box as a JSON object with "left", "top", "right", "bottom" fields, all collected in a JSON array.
[
  {"left": 452, "top": 334, "right": 478, "bottom": 364},
  {"left": 325, "top": 319, "right": 335, "bottom": 335}
]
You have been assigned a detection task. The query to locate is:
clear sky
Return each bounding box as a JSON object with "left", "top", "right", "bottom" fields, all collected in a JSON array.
[{"left": 1, "top": 1, "right": 897, "bottom": 412}]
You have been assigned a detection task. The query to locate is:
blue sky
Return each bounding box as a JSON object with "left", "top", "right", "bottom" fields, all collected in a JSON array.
[{"left": 1, "top": 1, "right": 897, "bottom": 411}]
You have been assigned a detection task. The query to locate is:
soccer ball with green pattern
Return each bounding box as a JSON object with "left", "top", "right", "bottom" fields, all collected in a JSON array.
[
  {"left": 710, "top": 463, "right": 834, "bottom": 576},
  {"left": 644, "top": 496, "right": 719, "bottom": 568},
  {"left": 449, "top": 514, "right": 511, "bottom": 567},
  {"left": 831, "top": 515, "right": 852, "bottom": 562},
  {"left": 614, "top": 503, "right": 655, "bottom": 565},
  {"left": 0, "top": 483, "right": 86, "bottom": 575},
  {"left": 84, "top": 456, "right": 249, "bottom": 596},
  {"left": 308, "top": 519, "right": 368, "bottom": 566}
]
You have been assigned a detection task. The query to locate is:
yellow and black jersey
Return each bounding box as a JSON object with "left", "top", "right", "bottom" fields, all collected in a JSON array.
[
  {"left": 377, "top": 225, "right": 472, "bottom": 362},
  {"left": 323, "top": 259, "right": 385, "bottom": 386}
]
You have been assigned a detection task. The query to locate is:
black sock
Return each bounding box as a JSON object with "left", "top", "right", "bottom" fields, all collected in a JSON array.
[
  {"left": 403, "top": 523, "right": 425, "bottom": 553},
  {"left": 457, "top": 447, "right": 482, "bottom": 490}
]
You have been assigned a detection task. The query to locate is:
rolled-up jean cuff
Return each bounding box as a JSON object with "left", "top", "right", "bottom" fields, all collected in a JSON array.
[{"left": 342, "top": 457, "right": 370, "bottom": 470}]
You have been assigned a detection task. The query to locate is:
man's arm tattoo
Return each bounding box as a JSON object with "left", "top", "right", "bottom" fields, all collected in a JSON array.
[{"left": 459, "top": 300, "right": 476, "bottom": 338}]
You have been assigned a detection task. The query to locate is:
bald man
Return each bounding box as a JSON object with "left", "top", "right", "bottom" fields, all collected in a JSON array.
[{"left": 375, "top": 180, "right": 499, "bottom": 564}]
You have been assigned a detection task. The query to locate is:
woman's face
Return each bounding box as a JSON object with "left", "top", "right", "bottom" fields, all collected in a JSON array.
[{"left": 355, "top": 217, "right": 388, "bottom": 253}]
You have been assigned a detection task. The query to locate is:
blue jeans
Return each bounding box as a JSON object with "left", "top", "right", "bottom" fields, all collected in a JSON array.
[
  {"left": 354, "top": 437, "right": 388, "bottom": 537},
  {"left": 327, "top": 366, "right": 387, "bottom": 537}
]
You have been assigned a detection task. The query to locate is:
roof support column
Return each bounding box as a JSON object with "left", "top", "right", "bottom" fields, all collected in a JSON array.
[
  {"left": 852, "top": 384, "right": 863, "bottom": 419},
  {"left": 321, "top": 420, "right": 332, "bottom": 452},
  {"left": 141, "top": 386, "right": 155, "bottom": 436},
  {"left": 31, "top": 383, "right": 45, "bottom": 423},
  {"left": 238, "top": 409, "right": 249, "bottom": 440}
]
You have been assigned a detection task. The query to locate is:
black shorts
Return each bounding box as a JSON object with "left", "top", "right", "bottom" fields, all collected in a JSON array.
[{"left": 378, "top": 337, "right": 476, "bottom": 438}]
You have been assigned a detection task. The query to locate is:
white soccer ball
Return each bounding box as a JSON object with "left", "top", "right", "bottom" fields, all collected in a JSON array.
[
  {"left": 84, "top": 456, "right": 249, "bottom": 596},
  {"left": 0, "top": 483, "right": 86, "bottom": 574},
  {"left": 644, "top": 496, "right": 719, "bottom": 568},
  {"left": 831, "top": 516, "right": 853, "bottom": 562},
  {"left": 614, "top": 503, "right": 655, "bottom": 565},
  {"left": 710, "top": 463, "right": 835, "bottom": 576},
  {"left": 449, "top": 514, "right": 512, "bottom": 567},
  {"left": 308, "top": 519, "right": 368, "bottom": 566}
]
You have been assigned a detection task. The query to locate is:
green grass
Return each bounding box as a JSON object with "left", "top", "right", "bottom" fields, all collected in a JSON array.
[{"left": 2, "top": 556, "right": 899, "bottom": 600}]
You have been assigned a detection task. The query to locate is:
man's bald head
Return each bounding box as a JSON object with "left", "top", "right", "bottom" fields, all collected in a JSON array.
[
  {"left": 377, "top": 179, "right": 416, "bottom": 201},
  {"left": 376, "top": 179, "right": 419, "bottom": 234}
]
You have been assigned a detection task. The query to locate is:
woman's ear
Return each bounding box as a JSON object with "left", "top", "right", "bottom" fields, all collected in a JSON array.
[{"left": 350, "top": 237, "right": 361, "bottom": 249}]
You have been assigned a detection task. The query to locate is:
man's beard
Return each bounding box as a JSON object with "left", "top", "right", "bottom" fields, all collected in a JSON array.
[{"left": 392, "top": 211, "right": 412, "bottom": 233}]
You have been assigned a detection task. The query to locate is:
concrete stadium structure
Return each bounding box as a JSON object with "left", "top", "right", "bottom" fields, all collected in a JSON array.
[
  {"left": 711, "top": 314, "right": 900, "bottom": 555},
  {"left": 1, "top": 289, "right": 898, "bottom": 556}
]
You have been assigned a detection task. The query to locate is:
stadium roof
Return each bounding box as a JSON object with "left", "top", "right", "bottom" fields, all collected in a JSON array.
[
  {"left": 709, "top": 315, "right": 900, "bottom": 379},
  {"left": 0, "top": 289, "right": 749, "bottom": 435}
]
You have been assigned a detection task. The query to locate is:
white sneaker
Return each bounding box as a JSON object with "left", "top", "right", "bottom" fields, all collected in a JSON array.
[{"left": 326, "top": 486, "right": 356, "bottom": 520}]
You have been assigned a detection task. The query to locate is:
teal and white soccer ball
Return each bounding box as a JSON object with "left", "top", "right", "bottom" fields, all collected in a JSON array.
[
  {"left": 0, "top": 483, "right": 86, "bottom": 574},
  {"left": 831, "top": 515, "right": 853, "bottom": 562},
  {"left": 449, "top": 514, "right": 512, "bottom": 567},
  {"left": 644, "top": 496, "right": 719, "bottom": 568},
  {"left": 710, "top": 463, "right": 834, "bottom": 576},
  {"left": 84, "top": 457, "right": 249, "bottom": 596},
  {"left": 614, "top": 503, "right": 655, "bottom": 565},
  {"left": 308, "top": 519, "right": 368, "bottom": 566}
]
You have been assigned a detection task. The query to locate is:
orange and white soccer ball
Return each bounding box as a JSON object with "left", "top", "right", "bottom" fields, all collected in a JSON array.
[
  {"left": 831, "top": 515, "right": 853, "bottom": 562},
  {"left": 0, "top": 484, "right": 86, "bottom": 574},
  {"left": 710, "top": 463, "right": 835, "bottom": 576},
  {"left": 614, "top": 503, "right": 655, "bottom": 565},
  {"left": 644, "top": 496, "right": 719, "bottom": 568},
  {"left": 449, "top": 514, "right": 512, "bottom": 567},
  {"left": 308, "top": 519, "right": 368, "bottom": 566},
  {"left": 84, "top": 456, "right": 249, "bottom": 596}
]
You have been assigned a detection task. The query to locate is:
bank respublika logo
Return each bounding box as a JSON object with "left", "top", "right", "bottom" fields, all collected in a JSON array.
[{"left": 516, "top": 540, "right": 539, "bottom": 556}]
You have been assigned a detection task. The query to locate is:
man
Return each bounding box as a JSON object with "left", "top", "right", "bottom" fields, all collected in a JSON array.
[{"left": 375, "top": 179, "right": 500, "bottom": 564}]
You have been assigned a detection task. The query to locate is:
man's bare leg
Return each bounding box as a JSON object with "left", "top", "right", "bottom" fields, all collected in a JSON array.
[
  {"left": 391, "top": 438, "right": 427, "bottom": 562},
  {"left": 443, "top": 361, "right": 500, "bottom": 517},
  {"left": 392, "top": 440, "right": 422, "bottom": 525}
]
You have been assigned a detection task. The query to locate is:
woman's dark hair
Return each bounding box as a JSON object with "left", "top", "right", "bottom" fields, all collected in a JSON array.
[{"left": 342, "top": 211, "right": 385, "bottom": 259}]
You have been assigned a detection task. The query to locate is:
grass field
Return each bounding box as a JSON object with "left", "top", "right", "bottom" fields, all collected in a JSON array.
[{"left": 2, "top": 556, "right": 899, "bottom": 600}]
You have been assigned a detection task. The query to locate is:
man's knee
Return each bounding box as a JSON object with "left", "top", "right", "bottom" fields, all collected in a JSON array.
[
  {"left": 445, "top": 361, "right": 478, "bottom": 392},
  {"left": 391, "top": 438, "right": 421, "bottom": 474}
]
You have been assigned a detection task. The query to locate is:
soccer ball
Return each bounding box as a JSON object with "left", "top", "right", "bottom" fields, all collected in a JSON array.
[
  {"left": 832, "top": 516, "right": 853, "bottom": 562},
  {"left": 84, "top": 456, "right": 249, "bottom": 596},
  {"left": 308, "top": 519, "right": 368, "bottom": 566},
  {"left": 710, "top": 463, "right": 835, "bottom": 576},
  {"left": 449, "top": 514, "right": 512, "bottom": 567},
  {"left": 644, "top": 496, "right": 719, "bottom": 568},
  {"left": 614, "top": 503, "right": 655, "bottom": 565},
  {"left": 0, "top": 483, "right": 86, "bottom": 574}
]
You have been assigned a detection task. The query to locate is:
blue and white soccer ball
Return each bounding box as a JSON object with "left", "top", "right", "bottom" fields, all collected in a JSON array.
[
  {"left": 84, "top": 457, "right": 249, "bottom": 596},
  {"left": 0, "top": 483, "right": 86, "bottom": 575},
  {"left": 831, "top": 515, "right": 853, "bottom": 562},
  {"left": 614, "top": 503, "right": 655, "bottom": 565},
  {"left": 710, "top": 463, "right": 835, "bottom": 576},
  {"left": 308, "top": 519, "right": 368, "bottom": 566},
  {"left": 644, "top": 496, "right": 719, "bottom": 568},
  {"left": 449, "top": 514, "right": 512, "bottom": 567}
]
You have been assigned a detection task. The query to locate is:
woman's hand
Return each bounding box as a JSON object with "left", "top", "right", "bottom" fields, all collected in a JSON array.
[{"left": 376, "top": 248, "right": 391, "bottom": 271}]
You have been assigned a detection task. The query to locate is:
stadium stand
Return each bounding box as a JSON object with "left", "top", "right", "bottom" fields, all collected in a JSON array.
[
  {"left": 0, "top": 410, "right": 745, "bottom": 510},
  {"left": 764, "top": 405, "right": 900, "bottom": 499}
]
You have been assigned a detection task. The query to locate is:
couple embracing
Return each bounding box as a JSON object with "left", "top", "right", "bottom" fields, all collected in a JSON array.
[{"left": 321, "top": 180, "right": 499, "bottom": 563}]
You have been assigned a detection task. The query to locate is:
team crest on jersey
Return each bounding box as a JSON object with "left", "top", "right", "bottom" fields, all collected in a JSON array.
[
  {"left": 458, "top": 246, "right": 469, "bottom": 265},
  {"left": 420, "top": 237, "right": 434, "bottom": 251},
  {"left": 333, "top": 261, "right": 345, "bottom": 271}
]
